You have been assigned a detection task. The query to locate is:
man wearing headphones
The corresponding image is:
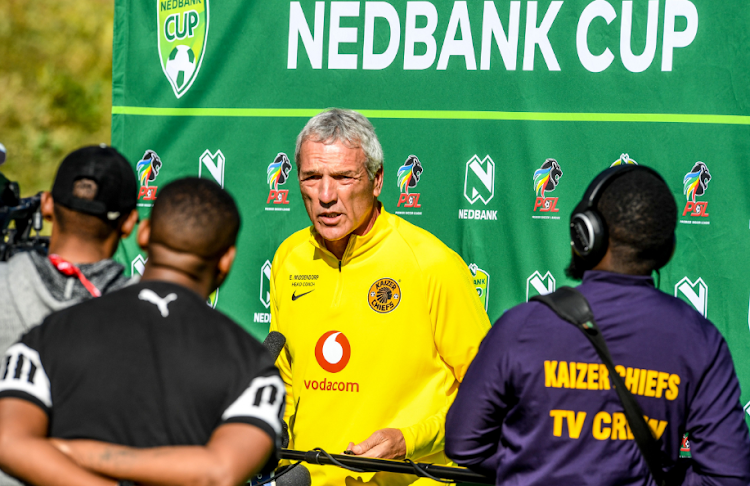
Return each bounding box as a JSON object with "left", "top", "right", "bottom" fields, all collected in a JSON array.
[{"left": 445, "top": 165, "right": 750, "bottom": 485}]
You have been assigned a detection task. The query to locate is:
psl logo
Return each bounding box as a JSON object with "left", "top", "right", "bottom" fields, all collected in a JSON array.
[
  {"left": 611, "top": 153, "right": 638, "bottom": 167},
  {"left": 199, "top": 149, "right": 225, "bottom": 188},
  {"left": 469, "top": 263, "right": 490, "bottom": 311},
  {"left": 675, "top": 277, "right": 708, "bottom": 317},
  {"left": 464, "top": 155, "right": 495, "bottom": 205},
  {"left": 682, "top": 162, "right": 711, "bottom": 218},
  {"left": 157, "top": 0, "right": 209, "bottom": 98},
  {"left": 533, "top": 158, "right": 563, "bottom": 212},
  {"left": 266, "top": 153, "right": 293, "bottom": 205},
  {"left": 315, "top": 331, "right": 351, "bottom": 373},
  {"left": 136, "top": 150, "right": 162, "bottom": 202},
  {"left": 260, "top": 260, "right": 271, "bottom": 309},
  {"left": 526, "top": 271, "right": 555, "bottom": 302},
  {"left": 396, "top": 155, "right": 423, "bottom": 208}
]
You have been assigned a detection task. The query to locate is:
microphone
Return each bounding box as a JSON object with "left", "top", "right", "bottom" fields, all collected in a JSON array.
[
  {"left": 275, "top": 464, "right": 311, "bottom": 486},
  {"left": 261, "top": 331, "right": 290, "bottom": 448},
  {"left": 263, "top": 331, "right": 286, "bottom": 361},
  {"left": 249, "top": 464, "right": 311, "bottom": 486}
]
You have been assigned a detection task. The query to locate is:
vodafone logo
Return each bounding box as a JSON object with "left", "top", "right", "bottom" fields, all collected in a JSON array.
[{"left": 314, "top": 331, "right": 351, "bottom": 373}]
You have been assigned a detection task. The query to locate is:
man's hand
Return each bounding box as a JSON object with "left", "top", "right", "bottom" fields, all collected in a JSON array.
[
  {"left": 346, "top": 428, "right": 406, "bottom": 460},
  {"left": 0, "top": 398, "right": 115, "bottom": 486},
  {"left": 46, "top": 424, "right": 274, "bottom": 486}
]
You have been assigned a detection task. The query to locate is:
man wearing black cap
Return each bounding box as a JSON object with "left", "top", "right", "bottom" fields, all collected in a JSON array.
[{"left": 0, "top": 145, "right": 139, "bottom": 359}]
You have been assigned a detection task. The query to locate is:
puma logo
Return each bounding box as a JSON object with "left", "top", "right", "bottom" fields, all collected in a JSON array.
[{"left": 138, "top": 289, "right": 178, "bottom": 317}]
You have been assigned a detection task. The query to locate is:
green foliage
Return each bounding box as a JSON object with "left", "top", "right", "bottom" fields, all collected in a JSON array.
[{"left": 0, "top": 0, "right": 113, "bottom": 197}]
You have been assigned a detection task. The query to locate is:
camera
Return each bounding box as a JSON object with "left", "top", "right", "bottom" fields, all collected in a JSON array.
[{"left": 0, "top": 172, "right": 49, "bottom": 262}]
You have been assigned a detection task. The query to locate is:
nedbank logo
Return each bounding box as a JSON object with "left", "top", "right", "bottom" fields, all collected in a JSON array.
[
  {"left": 675, "top": 277, "right": 707, "bottom": 317},
  {"left": 199, "top": 149, "right": 225, "bottom": 188},
  {"left": 469, "top": 263, "right": 490, "bottom": 311},
  {"left": 464, "top": 155, "right": 495, "bottom": 205},
  {"left": 158, "top": 0, "right": 209, "bottom": 98},
  {"left": 526, "top": 271, "right": 555, "bottom": 302},
  {"left": 260, "top": 260, "right": 272, "bottom": 309},
  {"left": 131, "top": 255, "right": 147, "bottom": 277}
]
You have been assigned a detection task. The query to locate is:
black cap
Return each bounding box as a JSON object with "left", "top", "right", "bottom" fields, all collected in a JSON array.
[{"left": 52, "top": 145, "right": 137, "bottom": 221}]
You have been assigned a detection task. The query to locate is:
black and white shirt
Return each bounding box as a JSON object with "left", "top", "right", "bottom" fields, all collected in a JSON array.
[{"left": 0, "top": 281, "right": 284, "bottom": 459}]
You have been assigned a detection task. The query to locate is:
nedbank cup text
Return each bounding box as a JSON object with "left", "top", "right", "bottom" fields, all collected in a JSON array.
[{"left": 288, "top": 0, "right": 699, "bottom": 73}]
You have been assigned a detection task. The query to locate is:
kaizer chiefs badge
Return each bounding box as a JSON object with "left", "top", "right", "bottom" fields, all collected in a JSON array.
[{"left": 368, "top": 278, "right": 401, "bottom": 313}]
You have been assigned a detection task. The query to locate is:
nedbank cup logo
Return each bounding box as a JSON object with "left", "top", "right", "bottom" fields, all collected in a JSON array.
[
  {"left": 611, "top": 154, "right": 638, "bottom": 167},
  {"left": 158, "top": 0, "right": 209, "bottom": 98},
  {"left": 207, "top": 289, "right": 218, "bottom": 309},
  {"left": 469, "top": 263, "right": 490, "bottom": 311}
]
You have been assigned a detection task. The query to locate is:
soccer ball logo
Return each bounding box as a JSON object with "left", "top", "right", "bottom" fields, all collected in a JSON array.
[{"left": 165, "top": 45, "right": 196, "bottom": 93}]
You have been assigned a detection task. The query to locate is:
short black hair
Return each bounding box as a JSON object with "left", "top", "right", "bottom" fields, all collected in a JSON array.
[
  {"left": 598, "top": 169, "right": 676, "bottom": 274},
  {"left": 149, "top": 178, "right": 241, "bottom": 259}
]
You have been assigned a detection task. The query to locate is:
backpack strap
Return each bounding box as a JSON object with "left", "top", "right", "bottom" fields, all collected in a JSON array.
[{"left": 531, "top": 287, "right": 671, "bottom": 486}]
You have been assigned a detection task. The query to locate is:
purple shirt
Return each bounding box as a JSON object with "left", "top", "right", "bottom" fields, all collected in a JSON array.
[{"left": 446, "top": 271, "right": 750, "bottom": 485}]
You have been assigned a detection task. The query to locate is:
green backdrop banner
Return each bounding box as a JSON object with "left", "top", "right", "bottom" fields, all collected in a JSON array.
[{"left": 112, "top": 0, "right": 750, "bottom": 425}]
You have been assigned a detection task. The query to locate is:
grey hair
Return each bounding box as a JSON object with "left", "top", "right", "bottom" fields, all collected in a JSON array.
[{"left": 295, "top": 109, "right": 384, "bottom": 180}]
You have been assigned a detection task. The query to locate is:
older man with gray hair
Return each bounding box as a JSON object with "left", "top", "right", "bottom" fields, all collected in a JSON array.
[{"left": 269, "top": 109, "right": 490, "bottom": 485}]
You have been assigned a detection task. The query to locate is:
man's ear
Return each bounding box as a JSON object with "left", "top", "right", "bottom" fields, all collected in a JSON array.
[
  {"left": 136, "top": 219, "right": 151, "bottom": 251},
  {"left": 217, "top": 245, "right": 237, "bottom": 280},
  {"left": 40, "top": 192, "right": 54, "bottom": 222},
  {"left": 372, "top": 167, "right": 384, "bottom": 198},
  {"left": 213, "top": 245, "right": 237, "bottom": 290},
  {"left": 120, "top": 209, "right": 139, "bottom": 238}
]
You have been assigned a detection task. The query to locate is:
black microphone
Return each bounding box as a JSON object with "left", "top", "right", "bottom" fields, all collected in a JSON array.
[
  {"left": 275, "top": 464, "right": 311, "bottom": 486},
  {"left": 249, "top": 464, "right": 311, "bottom": 486},
  {"left": 261, "top": 331, "right": 290, "bottom": 448},
  {"left": 263, "top": 331, "right": 286, "bottom": 361}
]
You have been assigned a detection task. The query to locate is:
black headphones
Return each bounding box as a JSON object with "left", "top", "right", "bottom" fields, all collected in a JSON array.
[{"left": 570, "top": 164, "right": 673, "bottom": 269}]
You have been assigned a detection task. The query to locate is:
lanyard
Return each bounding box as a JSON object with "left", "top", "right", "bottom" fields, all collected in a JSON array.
[{"left": 48, "top": 254, "right": 102, "bottom": 298}]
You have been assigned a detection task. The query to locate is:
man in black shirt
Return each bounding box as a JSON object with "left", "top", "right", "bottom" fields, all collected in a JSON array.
[{"left": 0, "top": 178, "right": 284, "bottom": 486}]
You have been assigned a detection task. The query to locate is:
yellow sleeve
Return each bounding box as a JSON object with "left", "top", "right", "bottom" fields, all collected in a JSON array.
[
  {"left": 401, "top": 250, "right": 491, "bottom": 459},
  {"left": 400, "top": 403, "right": 451, "bottom": 460},
  {"left": 269, "top": 252, "right": 296, "bottom": 448}
]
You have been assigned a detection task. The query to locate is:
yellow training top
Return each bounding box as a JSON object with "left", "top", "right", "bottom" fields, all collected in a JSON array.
[{"left": 270, "top": 208, "right": 490, "bottom": 485}]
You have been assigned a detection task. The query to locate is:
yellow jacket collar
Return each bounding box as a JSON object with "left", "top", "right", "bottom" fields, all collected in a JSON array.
[{"left": 308, "top": 203, "right": 393, "bottom": 265}]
